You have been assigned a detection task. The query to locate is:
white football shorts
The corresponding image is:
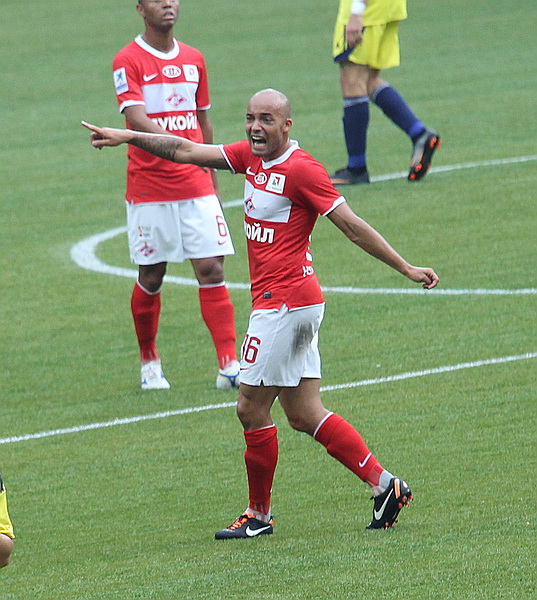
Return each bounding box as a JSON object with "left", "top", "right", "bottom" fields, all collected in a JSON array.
[
  {"left": 240, "top": 303, "right": 325, "bottom": 387},
  {"left": 126, "top": 195, "right": 235, "bottom": 265}
]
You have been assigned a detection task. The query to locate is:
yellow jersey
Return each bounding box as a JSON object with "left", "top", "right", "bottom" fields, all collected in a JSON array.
[
  {"left": 336, "top": 0, "right": 407, "bottom": 27},
  {"left": 0, "top": 489, "right": 14, "bottom": 540}
]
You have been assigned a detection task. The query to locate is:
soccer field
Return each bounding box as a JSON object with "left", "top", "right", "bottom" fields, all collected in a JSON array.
[{"left": 1, "top": 1, "right": 536, "bottom": 598}]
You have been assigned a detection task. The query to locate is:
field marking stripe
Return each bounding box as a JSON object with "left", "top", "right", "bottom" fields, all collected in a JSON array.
[
  {"left": 0, "top": 403, "right": 237, "bottom": 446},
  {"left": 321, "top": 286, "right": 537, "bottom": 296},
  {"left": 1, "top": 352, "right": 535, "bottom": 446},
  {"left": 370, "top": 154, "right": 537, "bottom": 182},
  {"left": 70, "top": 227, "right": 250, "bottom": 290},
  {"left": 320, "top": 351, "right": 537, "bottom": 391},
  {"left": 70, "top": 154, "right": 537, "bottom": 296},
  {"left": 70, "top": 225, "right": 537, "bottom": 297}
]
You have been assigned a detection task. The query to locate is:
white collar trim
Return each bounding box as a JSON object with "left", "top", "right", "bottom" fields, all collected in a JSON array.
[
  {"left": 134, "top": 35, "right": 179, "bottom": 60},
  {"left": 262, "top": 140, "right": 300, "bottom": 169}
]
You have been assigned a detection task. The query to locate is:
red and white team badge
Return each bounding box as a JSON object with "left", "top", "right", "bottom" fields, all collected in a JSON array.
[
  {"left": 138, "top": 243, "right": 156, "bottom": 258},
  {"left": 254, "top": 172, "right": 267, "bottom": 186},
  {"left": 166, "top": 92, "right": 187, "bottom": 108},
  {"left": 245, "top": 195, "right": 255, "bottom": 213}
]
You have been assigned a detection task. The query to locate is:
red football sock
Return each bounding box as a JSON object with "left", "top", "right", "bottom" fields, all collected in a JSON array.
[
  {"left": 314, "top": 413, "right": 383, "bottom": 487},
  {"left": 131, "top": 281, "right": 161, "bottom": 363},
  {"left": 244, "top": 425, "right": 278, "bottom": 517},
  {"left": 199, "top": 284, "right": 237, "bottom": 369}
]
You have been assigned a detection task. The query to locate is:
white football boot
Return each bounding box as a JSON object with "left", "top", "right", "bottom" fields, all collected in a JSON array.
[
  {"left": 216, "top": 360, "right": 240, "bottom": 390},
  {"left": 141, "top": 360, "right": 170, "bottom": 390}
]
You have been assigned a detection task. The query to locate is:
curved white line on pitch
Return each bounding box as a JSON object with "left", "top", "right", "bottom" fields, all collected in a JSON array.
[
  {"left": 70, "top": 227, "right": 537, "bottom": 295},
  {"left": 71, "top": 196, "right": 537, "bottom": 297},
  {"left": 70, "top": 226, "right": 247, "bottom": 289},
  {"left": 1, "top": 351, "right": 535, "bottom": 446},
  {"left": 70, "top": 155, "right": 537, "bottom": 295}
]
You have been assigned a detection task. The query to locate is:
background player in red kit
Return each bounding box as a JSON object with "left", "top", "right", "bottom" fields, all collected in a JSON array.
[
  {"left": 112, "top": 0, "right": 239, "bottom": 390},
  {"left": 83, "top": 88, "right": 439, "bottom": 536}
]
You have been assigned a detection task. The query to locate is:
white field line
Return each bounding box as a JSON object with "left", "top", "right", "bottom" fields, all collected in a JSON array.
[
  {"left": 69, "top": 227, "right": 537, "bottom": 295},
  {"left": 1, "top": 352, "right": 535, "bottom": 446},
  {"left": 71, "top": 155, "right": 537, "bottom": 299},
  {"left": 370, "top": 154, "right": 537, "bottom": 182},
  {"left": 320, "top": 351, "right": 537, "bottom": 391}
]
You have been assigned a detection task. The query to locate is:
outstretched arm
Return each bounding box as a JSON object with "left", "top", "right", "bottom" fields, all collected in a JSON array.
[
  {"left": 327, "top": 202, "right": 439, "bottom": 289},
  {"left": 81, "top": 121, "right": 229, "bottom": 169}
]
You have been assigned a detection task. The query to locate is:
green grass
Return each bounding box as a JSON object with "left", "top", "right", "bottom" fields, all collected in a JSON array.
[{"left": 1, "top": 0, "right": 536, "bottom": 598}]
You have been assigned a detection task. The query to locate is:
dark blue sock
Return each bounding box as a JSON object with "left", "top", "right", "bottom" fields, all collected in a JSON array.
[
  {"left": 343, "top": 96, "right": 369, "bottom": 169},
  {"left": 372, "top": 84, "right": 425, "bottom": 140}
]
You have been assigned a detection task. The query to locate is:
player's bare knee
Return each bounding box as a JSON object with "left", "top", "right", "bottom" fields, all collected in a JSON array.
[
  {"left": 0, "top": 555, "right": 10, "bottom": 568},
  {"left": 138, "top": 263, "right": 166, "bottom": 291},
  {"left": 368, "top": 75, "right": 386, "bottom": 97},
  {"left": 286, "top": 414, "right": 314, "bottom": 435},
  {"left": 236, "top": 396, "right": 257, "bottom": 429},
  {"left": 193, "top": 257, "right": 225, "bottom": 284},
  {"left": 0, "top": 536, "right": 13, "bottom": 568},
  {"left": 235, "top": 401, "right": 249, "bottom": 427}
]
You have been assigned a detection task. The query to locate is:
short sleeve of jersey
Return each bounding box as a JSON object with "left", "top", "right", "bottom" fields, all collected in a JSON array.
[
  {"left": 287, "top": 152, "right": 345, "bottom": 216},
  {"left": 112, "top": 45, "right": 144, "bottom": 113},
  {"left": 195, "top": 53, "right": 210, "bottom": 110},
  {"left": 221, "top": 140, "right": 251, "bottom": 175}
]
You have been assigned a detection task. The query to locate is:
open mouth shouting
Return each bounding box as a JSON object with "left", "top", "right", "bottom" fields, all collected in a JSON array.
[{"left": 250, "top": 135, "right": 267, "bottom": 153}]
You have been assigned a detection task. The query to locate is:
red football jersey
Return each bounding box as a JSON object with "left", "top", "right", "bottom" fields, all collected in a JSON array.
[
  {"left": 221, "top": 140, "right": 345, "bottom": 309},
  {"left": 113, "top": 36, "right": 214, "bottom": 203}
]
